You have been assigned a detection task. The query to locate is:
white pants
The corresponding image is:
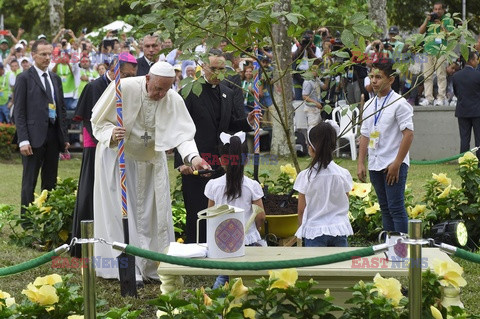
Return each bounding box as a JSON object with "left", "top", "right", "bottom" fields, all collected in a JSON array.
[{"left": 304, "top": 106, "right": 322, "bottom": 130}]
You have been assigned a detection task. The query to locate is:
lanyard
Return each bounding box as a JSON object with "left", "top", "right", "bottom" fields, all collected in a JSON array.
[
  {"left": 374, "top": 90, "right": 392, "bottom": 126},
  {"left": 0, "top": 74, "right": 6, "bottom": 89}
]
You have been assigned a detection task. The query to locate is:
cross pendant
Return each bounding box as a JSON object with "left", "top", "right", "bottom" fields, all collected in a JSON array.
[{"left": 140, "top": 131, "right": 152, "bottom": 147}]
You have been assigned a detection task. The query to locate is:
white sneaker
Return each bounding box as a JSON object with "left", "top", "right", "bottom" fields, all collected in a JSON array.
[
  {"left": 419, "top": 98, "right": 432, "bottom": 106},
  {"left": 450, "top": 96, "right": 457, "bottom": 107},
  {"left": 433, "top": 99, "right": 444, "bottom": 106}
]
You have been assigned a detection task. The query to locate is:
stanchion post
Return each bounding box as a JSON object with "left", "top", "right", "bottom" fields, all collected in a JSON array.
[
  {"left": 408, "top": 219, "right": 422, "bottom": 319},
  {"left": 81, "top": 220, "right": 96, "bottom": 319}
]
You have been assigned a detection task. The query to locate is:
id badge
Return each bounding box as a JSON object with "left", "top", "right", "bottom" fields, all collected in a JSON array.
[
  {"left": 0, "top": 92, "right": 3, "bottom": 97},
  {"left": 405, "top": 79, "right": 412, "bottom": 89},
  {"left": 347, "top": 69, "right": 353, "bottom": 79},
  {"left": 368, "top": 129, "right": 380, "bottom": 149},
  {"left": 48, "top": 103, "right": 56, "bottom": 119},
  {"left": 61, "top": 76, "right": 67, "bottom": 83},
  {"left": 435, "top": 38, "right": 442, "bottom": 44}
]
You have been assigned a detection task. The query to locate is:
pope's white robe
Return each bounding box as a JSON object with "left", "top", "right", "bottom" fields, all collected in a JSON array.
[{"left": 91, "top": 76, "right": 198, "bottom": 280}]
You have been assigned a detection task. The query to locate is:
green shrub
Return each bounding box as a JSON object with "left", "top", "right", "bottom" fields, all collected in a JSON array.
[{"left": 0, "top": 123, "right": 18, "bottom": 160}]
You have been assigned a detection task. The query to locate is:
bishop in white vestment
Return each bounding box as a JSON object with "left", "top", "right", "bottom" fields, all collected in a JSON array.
[{"left": 91, "top": 62, "right": 207, "bottom": 281}]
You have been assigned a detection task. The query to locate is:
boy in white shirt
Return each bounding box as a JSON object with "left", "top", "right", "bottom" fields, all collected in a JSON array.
[{"left": 357, "top": 59, "right": 414, "bottom": 234}]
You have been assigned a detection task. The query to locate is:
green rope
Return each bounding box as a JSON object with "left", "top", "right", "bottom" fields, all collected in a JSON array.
[
  {"left": 0, "top": 247, "right": 66, "bottom": 277},
  {"left": 453, "top": 248, "right": 480, "bottom": 264},
  {"left": 124, "top": 245, "right": 375, "bottom": 270},
  {"left": 411, "top": 148, "right": 478, "bottom": 165}
]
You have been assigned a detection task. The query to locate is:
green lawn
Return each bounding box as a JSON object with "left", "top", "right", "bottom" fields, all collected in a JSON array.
[{"left": 0, "top": 153, "right": 478, "bottom": 315}]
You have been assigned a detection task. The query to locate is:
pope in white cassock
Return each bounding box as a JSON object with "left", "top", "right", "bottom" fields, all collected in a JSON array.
[{"left": 91, "top": 61, "right": 209, "bottom": 282}]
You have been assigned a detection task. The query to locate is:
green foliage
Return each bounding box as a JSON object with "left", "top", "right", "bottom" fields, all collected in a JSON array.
[
  {"left": 171, "top": 174, "right": 187, "bottom": 236},
  {"left": 348, "top": 183, "right": 384, "bottom": 241},
  {"left": 152, "top": 274, "right": 342, "bottom": 318},
  {"left": 0, "top": 124, "right": 18, "bottom": 161},
  {"left": 415, "top": 152, "right": 480, "bottom": 246},
  {"left": 0, "top": 274, "right": 141, "bottom": 318},
  {"left": 0, "top": 178, "right": 77, "bottom": 250}
]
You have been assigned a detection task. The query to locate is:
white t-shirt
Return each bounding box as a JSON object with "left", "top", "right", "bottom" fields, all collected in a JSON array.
[
  {"left": 204, "top": 174, "right": 264, "bottom": 245},
  {"left": 360, "top": 90, "right": 414, "bottom": 171},
  {"left": 293, "top": 162, "right": 353, "bottom": 239}
]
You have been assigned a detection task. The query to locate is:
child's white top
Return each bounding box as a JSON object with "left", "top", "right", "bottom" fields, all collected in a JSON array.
[
  {"left": 293, "top": 162, "right": 353, "bottom": 239},
  {"left": 205, "top": 175, "right": 264, "bottom": 245}
]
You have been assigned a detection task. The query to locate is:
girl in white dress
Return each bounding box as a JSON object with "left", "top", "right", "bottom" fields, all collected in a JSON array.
[
  {"left": 204, "top": 131, "right": 266, "bottom": 288},
  {"left": 294, "top": 121, "right": 354, "bottom": 247}
]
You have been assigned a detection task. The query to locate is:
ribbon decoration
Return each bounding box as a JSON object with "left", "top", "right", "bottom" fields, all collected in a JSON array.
[
  {"left": 219, "top": 131, "right": 246, "bottom": 145},
  {"left": 252, "top": 59, "right": 261, "bottom": 154},
  {"left": 114, "top": 60, "right": 128, "bottom": 217}
]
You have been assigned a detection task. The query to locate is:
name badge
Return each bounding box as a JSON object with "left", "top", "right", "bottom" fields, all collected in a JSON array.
[
  {"left": 434, "top": 38, "right": 442, "bottom": 44},
  {"left": 368, "top": 130, "right": 380, "bottom": 149},
  {"left": 61, "top": 76, "right": 67, "bottom": 83}
]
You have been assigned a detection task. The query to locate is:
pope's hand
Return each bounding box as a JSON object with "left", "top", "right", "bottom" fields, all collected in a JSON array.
[
  {"left": 192, "top": 156, "right": 211, "bottom": 171},
  {"left": 111, "top": 127, "right": 126, "bottom": 142}
]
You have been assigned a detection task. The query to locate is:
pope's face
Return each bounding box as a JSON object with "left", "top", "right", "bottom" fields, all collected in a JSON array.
[{"left": 146, "top": 75, "right": 174, "bottom": 101}]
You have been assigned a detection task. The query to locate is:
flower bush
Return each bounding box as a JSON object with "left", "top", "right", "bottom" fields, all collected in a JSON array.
[
  {"left": 150, "top": 261, "right": 478, "bottom": 319},
  {"left": 0, "top": 274, "right": 141, "bottom": 318},
  {"left": 0, "top": 123, "right": 17, "bottom": 161},
  {"left": 0, "top": 177, "right": 77, "bottom": 250},
  {"left": 414, "top": 152, "right": 480, "bottom": 246},
  {"left": 348, "top": 182, "right": 383, "bottom": 241}
]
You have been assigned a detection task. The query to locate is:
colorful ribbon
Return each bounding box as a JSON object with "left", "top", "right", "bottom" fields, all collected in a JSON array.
[{"left": 114, "top": 60, "right": 128, "bottom": 217}]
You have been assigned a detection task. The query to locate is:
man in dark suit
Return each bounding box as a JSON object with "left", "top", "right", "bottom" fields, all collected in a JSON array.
[
  {"left": 136, "top": 35, "right": 160, "bottom": 76},
  {"left": 452, "top": 51, "right": 480, "bottom": 159},
  {"left": 175, "top": 49, "right": 257, "bottom": 243},
  {"left": 14, "top": 39, "right": 69, "bottom": 218}
]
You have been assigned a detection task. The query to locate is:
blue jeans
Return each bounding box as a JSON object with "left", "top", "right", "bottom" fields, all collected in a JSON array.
[
  {"left": 0, "top": 104, "right": 10, "bottom": 123},
  {"left": 369, "top": 163, "right": 409, "bottom": 233},
  {"left": 304, "top": 235, "right": 348, "bottom": 247}
]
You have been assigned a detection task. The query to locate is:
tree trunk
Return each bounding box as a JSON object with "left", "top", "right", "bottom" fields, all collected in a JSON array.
[
  {"left": 368, "top": 0, "right": 387, "bottom": 38},
  {"left": 49, "top": 0, "right": 64, "bottom": 37},
  {"left": 270, "top": 0, "right": 298, "bottom": 170}
]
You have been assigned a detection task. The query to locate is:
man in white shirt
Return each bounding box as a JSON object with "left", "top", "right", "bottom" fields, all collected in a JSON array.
[{"left": 357, "top": 59, "right": 414, "bottom": 234}]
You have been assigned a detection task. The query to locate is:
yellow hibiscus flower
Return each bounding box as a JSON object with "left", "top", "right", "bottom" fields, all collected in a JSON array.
[
  {"left": 438, "top": 185, "right": 451, "bottom": 199},
  {"left": 33, "top": 189, "right": 48, "bottom": 208},
  {"left": 0, "top": 290, "right": 15, "bottom": 309},
  {"left": 268, "top": 268, "right": 298, "bottom": 289},
  {"left": 40, "top": 206, "right": 53, "bottom": 214},
  {"left": 229, "top": 278, "right": 248, "bottom": 299},
  {"left": 432, "top": 173, "right": 452, "bottom": 186},
  {"left": 371, "top": 273, "right": 403, "bottom": 306},
  {"left": 432, "top": 259, "right": 467, "bottom": 290},
  {"left": 458, "top": 151, "right": 478, "bottom": 167},
  {"left": 22, "top": 283, "right": 59, "bottom": 306},
  {"left": 430, "top": 305, "right": 443, "bottom": 319},
  {"left": 349, "top": 182, "right": 372, "bottom": 198},
  {"left": 365, "top": 202, "right": 380, "bottom": 216},
  {"left": 407, "top": 204, "right": 426, "bottom": 219},
  {"left": 33, "top": 274, "right": 63, "bottom": 286},
  {"left": 243, "top": 308, "right": 256, "bottom": 319},
  {"left": 280, "top": 164, "right": 297, "bottom": 180}
]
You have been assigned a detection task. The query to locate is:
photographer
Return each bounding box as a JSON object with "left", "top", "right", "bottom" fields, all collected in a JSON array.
[
  {"left": 384, "top": 26, "right": 404, "bottom": 61},
  {"left": 291, "top": 30, "right": 322, "bottom": 100},
  {"left": 418, "top": 1, "right": 454, "bottom": 106}
]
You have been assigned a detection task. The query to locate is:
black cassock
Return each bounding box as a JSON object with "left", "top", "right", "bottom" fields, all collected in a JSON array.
[
  {"left": 175, "top": 81, "right": 251, "bottom": 243},
  {"left": 71, "top": 75, "right": 111, "bottom": 257}
]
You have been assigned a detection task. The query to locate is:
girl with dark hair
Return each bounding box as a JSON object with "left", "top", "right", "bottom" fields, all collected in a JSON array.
[
  {"left": 294, "top": 120, "right": 353, "bottom": 247},
  {"left": 204, "top": 131, "right": 266, "bottom": 288}
]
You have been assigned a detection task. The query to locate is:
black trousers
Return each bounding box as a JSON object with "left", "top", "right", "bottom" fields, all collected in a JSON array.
[
  {"left": 21, "top": 125, "right": 60, "bottom": 215},
  {"left": 458, "top": 117, "right": 480, "bottom": 159},
  {"left": 182, "top": 174, "right": 210, "bottom": 244}
]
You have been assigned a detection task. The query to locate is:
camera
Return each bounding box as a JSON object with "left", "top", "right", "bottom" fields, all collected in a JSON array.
[
  {"left": 82, "top": 27, "right": 87, "bottom": 34},
  {"left": 321, "top": 31, "right": 327, "bottom": 37},
  {"left": 430, "top": 12, "right": 439, "bottom": 22},
  {"left": 61, "top": 40, "right": 67, "bottom": 47},
  {"left": 82, "top": 43, "right": 87, "bottom": 51},
  {"left": 111, "top": 29, "right": 118, "bottom": 35},
  {"left": 301, "top": 36, "right": 312, "bottom": 46},
  {"left": 382, "top": 38, "right": 394, "bottom": 50}
]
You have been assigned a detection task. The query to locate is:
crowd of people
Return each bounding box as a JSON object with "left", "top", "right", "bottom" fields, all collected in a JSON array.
[{"left": 3, "top": 0, "right": 480, "bottom": 288}]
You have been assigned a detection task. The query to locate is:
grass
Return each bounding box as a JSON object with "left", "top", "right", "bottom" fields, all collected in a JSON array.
[{"left": 0, "top": 152, "right": 478, "bottom": 315}]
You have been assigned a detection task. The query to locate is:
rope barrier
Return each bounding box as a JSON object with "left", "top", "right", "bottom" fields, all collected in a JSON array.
[
  {"left": 453, "top": 247, "right": 480, "bottom": 264},
  {"left": 119, "top": 244, "right": 376, "bottom": 270},
  {"left": 410, "top": 147, "right": 478, "bottom": 165},
  {"left": 0, "top": 244, "right": 69, "bottom": 277}
]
